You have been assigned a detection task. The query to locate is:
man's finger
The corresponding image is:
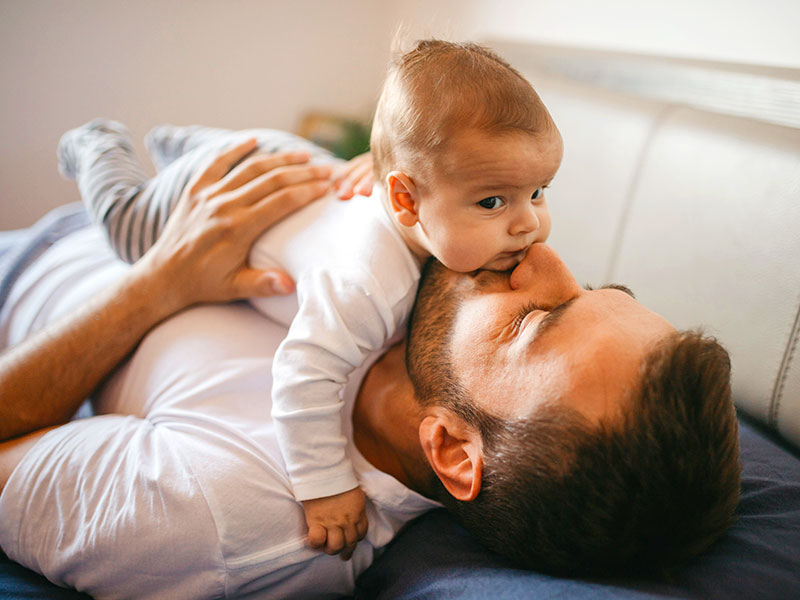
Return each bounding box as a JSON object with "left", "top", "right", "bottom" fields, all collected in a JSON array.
[
  {"left": 251, "top": 179, "right": 331, "bottom": 228},
  {"left": 230, "top": 164, "right": 332, "bottom": 207},
  {"left": 191, "top": 138, "right": 258, "bottom": 190},
  {"left": 215, "top": 151, "right": 311, "bottom": 196}
]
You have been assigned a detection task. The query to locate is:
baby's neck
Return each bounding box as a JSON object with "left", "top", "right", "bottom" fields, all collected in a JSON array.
[{"left": 377, "top": 186, "right": 431, "bottom": 264}]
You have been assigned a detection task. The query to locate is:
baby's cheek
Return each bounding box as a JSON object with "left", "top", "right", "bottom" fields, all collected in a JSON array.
[
  {"left": 435, "top": 237, "right": 490, "bottom": 273},
  {"left": 537, "top": 205, "right": 553, "bottom": 242}
]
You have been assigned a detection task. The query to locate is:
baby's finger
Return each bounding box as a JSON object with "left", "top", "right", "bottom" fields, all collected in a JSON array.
[
  {"left": 190, "top": 138, "right": 258, "bottom": 191},
  {"left": 340, "top": 544, "right": 356, "bottom": 561},
  {"left": 307, "top": 524, "right": 327, "bottom": 549},
  {"left": 356, "top": 515, "right": 368, "bottom": 540},
  {"left": 353, "top": 169, "right": 375, "bottom": 196},
  {"left": 339, "top": 162, "right": 374, "bottom": 200},
  {"left": 343, "top": 523, "right": 360, "bottom": 548},
  {"left": 215, "top": 151, "right": 311, "bottom": 196},
  {"left": 323, "top": 527, "right": 346, "bottom": 556},
  {"left": 335, "top": 178, "right": 356, "bottom": 200}
]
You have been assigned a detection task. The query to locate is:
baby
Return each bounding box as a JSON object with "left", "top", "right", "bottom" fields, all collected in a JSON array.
[{"left": 58, "top": 39, "right": 563, "bottom": 558}]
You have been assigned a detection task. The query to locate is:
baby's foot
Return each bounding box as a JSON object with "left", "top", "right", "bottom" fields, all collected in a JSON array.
[
  {"left": 145, "top": 124, "right": 186, "bottom": 170},
  {"left": 57, "top": 118, "right": 133, "bottom": 180}
]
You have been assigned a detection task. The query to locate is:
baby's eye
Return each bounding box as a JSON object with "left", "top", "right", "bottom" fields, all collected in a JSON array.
[
  {"left": 478, "top": 196, "right": 504, "bottom": 210},
  {"left": 531, "top": 187, "right": 543, "bottom": 200}
]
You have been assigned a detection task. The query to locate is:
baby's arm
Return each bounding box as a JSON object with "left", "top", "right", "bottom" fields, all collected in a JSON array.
[{"left": 272, "top": 268, "right": 401, "bottom": 558}]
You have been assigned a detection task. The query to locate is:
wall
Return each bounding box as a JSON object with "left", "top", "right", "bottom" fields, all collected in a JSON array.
[
  {"left": 0, "top": 0, "right": 394, "bottom": 228},
  {"left": 392, "top": 0, "right": 800, "bottom": 68},
  {"left": 3, "top": 0, "right": 798, "bottom": 228}
]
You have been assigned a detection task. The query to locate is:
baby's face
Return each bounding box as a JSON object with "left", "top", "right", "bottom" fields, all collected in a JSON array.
[{"left": 415, "top": 127, "right": 562, "bottom": 272}]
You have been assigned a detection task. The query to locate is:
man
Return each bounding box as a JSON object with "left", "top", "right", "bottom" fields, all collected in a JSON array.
[{"left": 0, "top": 145, "right": 740, "bottom": 597}]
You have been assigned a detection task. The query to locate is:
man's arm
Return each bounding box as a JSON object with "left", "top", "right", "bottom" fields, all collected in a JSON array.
[{"left": 0, "top": 138, "right": 332, "bottom": 445}]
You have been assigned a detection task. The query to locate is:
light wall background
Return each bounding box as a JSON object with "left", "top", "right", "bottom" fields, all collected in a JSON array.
[{"left": 2, "top": 0, "right": 798, "bottom": 228}]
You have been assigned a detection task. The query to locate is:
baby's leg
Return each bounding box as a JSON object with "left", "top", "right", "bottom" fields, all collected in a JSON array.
[
  {"left": 146, "top": 125, "right": 342, "bottom": 171},
  {"left": 60, "top": 120, "right": 342, "bottom": 264},
  {"left": 145, "top": 124, "right": 238, "bottom": 171},
  {"left": 58, "top": 119, "right": 200, "bottom": 263}
]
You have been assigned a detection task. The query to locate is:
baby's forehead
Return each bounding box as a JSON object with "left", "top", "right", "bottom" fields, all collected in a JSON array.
[{"left": 430, "top": 127, "right": 562, "bottom": 177}]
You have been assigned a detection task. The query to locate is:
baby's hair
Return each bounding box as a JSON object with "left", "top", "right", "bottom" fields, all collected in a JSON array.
[{"left": 370, "top": 39, "right": 556, "bottom": 186}]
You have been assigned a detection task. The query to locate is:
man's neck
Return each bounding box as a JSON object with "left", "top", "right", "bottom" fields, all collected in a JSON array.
[{"left": 352, "top": 342, "right": 434, "bottom": 496}]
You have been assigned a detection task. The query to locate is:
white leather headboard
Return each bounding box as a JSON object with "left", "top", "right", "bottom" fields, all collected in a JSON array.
[{"left": 492, "top": 41, "right": 800, "bottom": 449}]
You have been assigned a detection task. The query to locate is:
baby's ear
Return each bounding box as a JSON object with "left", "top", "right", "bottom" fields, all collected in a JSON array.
[{"left": 386, "top": 171, "right": 419, "bottom": 227}]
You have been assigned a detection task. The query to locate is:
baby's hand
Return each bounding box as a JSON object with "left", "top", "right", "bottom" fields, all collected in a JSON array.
[
  {"left": 302, "top": 487, "right": 368, "bottom": 560},
  {"left": 332, "top": 152, "right": 374, "bottom": 200}
]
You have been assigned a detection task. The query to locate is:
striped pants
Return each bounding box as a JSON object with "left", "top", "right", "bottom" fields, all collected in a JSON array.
[{"left": 57, "top": 119, "right": 339, "bottom": 263}]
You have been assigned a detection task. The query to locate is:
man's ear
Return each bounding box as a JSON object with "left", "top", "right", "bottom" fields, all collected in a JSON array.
[
  {"left": 419, "top": 410, "right": 483, "bottom": 501},
  {"left": 386, "top": 171, "right": 420, "bottom": 228}
]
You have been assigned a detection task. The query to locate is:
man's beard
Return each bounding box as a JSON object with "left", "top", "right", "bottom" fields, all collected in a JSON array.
[
  {"left": 406, "top": 259, "right": 488, "bottom": 428},
  {"left": 406, "top": 259, "right": 462, "bottom": 406}
]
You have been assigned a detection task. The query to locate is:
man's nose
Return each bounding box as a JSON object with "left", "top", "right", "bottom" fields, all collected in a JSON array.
[
  {"left": 509, "top": 202, "right": 540, "bottom": 236},
  {"left": 509, "top": 243, "right": 581, "bottom": 298}
]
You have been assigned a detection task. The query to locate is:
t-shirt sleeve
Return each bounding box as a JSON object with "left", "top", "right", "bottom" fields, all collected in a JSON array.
[
  {"left": 271, "top": 267, "right": 406, "bottom": 501},
  {"left": 0, "top": 415, "right": 226, "bottom": 600}
]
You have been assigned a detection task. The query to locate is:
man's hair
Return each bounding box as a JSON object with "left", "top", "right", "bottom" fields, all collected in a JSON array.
[
  {"left": 407, "top": 268, "right": 741, "bottom": 576},
  {"left": 370, "top": 39, "right": 556, "bottom": 186}
]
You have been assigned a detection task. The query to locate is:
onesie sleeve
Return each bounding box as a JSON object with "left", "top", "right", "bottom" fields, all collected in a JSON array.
[{"left": 271, "top": 267, "right": 408, "bottom": 501}]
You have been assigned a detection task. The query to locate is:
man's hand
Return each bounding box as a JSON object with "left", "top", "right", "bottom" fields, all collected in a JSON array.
[
  {"left": 332, "top": 152, "right": 374, "bottom": 200},
  {"left": 0, "top": 138, "right": 332, "bottom": 444},
  {"left": 137, "top": 138, "right": 332, "bottom": 313},
  {"left": 302, "top": 487, "right": 369, "bottom": 561}
]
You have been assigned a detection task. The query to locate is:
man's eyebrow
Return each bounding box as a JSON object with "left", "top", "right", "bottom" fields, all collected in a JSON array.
[
  {"left": 530, "top": 283, "right": 634, "bottom": 345},
  {"left": 583, "top": 283, "right": 636, "bottom": 299},
  {"left": 601, "top": 283, "right": 636, "bottom": 298}
]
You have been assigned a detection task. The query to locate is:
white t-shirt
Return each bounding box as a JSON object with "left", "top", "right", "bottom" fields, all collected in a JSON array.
[{"left": 0, "top": 227, "right": 438, "bottom": 599}]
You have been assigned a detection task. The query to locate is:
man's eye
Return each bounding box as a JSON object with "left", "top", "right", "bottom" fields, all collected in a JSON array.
[
  {"left": 478, "top": 196, "right": 504, "bottom": 210},
  {"left": 513, "top": 301, "right": 540, "bottom": 332},
  {"left": 531, "top": 187, "right": 543, "bottom": 200}
]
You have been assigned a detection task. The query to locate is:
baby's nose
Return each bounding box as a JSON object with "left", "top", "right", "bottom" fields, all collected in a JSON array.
[{"left": 509, "top": 203, "right": 540, "bottom": 236}]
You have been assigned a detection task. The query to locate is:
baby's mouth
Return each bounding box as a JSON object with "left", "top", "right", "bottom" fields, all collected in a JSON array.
[{"left": 500, "top": 247, "right": 530, "bottom": 261}]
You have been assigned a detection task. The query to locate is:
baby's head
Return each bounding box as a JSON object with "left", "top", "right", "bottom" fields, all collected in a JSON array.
[{"left": 371, "top": 40, "right": 563, "bottom": 272}]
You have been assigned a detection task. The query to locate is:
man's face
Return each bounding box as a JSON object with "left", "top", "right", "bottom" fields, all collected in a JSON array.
[{"left": 411, "top": 244, "right": 675, "bottom": 422}]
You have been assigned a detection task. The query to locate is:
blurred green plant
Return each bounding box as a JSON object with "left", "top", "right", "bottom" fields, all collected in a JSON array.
[
  {"left": 299, "top": 113, "right": 371, "bottom": 160},
  {"left": 328, "top": 119, "right": 371, "bottom": 160}
]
